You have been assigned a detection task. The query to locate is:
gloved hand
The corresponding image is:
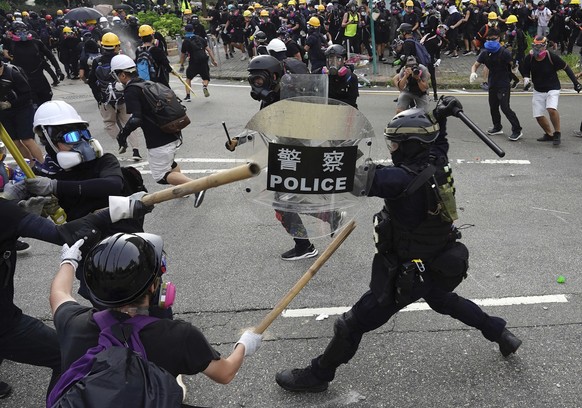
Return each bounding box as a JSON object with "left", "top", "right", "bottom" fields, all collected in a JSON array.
[
  {"left": 224, "top": 137, "right": 239, "bottom": 152},
  {"left": 1, "top": 180, "right": 29, "bottom": 201},
  {"left": 234, "top": 330, "right": 262, "bottom": 357},
  {"left": 574, "top": 82, "right": 582, "bottom": 93},
  {"left": 434, "top": 58, "right": 441, "bottom": 68},
  {"left": 178, "top": 65, "right": 185, "bottom": 73},
  {"left": 56, "top": 212, "right": 102, "bottom": 249},
  {"left": 0, "top": 101, "right": 11, "bottom": 110},
  {"left": 60, "top": 239, "right": 84, "bottom": 271},
  {"left": 352, "top": 159, "right": 376, "bottom": 197},
  {"left": 117, "top": 130, "right": 128, "bottom": 154},
  {"left": 108, "top": 191, "right": 154, "bottom": 223},
  {"left": 18, "top": 196, "right": 54, "bottom": 216},
  {"left": 523, "top": 77, "right": 531, "bottom": 91},
  {"left": 432, "top": 95, "right": 463, "bottom": 121},
  {"left": 25, "top": 177, "right": 58, "bottom": 196},
  {"left": 57, "top": 71, "right": 65, "bottom": 81},
  {"left": 469, "top": 72, "right": 478, "bottom": 83}
]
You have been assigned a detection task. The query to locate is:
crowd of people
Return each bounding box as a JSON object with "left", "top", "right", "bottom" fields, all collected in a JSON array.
[{"left": 2, "top": 0, "right": 580, "bottom": 405}]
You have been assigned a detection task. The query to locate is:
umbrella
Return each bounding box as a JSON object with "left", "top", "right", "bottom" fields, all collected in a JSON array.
[
  {"left": 113, "top": 4, "right": 135, "bottom": 12},
  {"left": 64, "top": 7, "right": 104, "bottom": 21},
  {"left": 94, "top": 4, "right": 113, "bottom": 16}
]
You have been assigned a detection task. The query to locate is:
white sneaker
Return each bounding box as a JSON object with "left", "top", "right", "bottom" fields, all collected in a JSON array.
[
  {"left": 241, "top": 55, "right": 247, "bottom": 61},
  {"left": 176, "top": 375, "right": 187, "bottom": 401}
]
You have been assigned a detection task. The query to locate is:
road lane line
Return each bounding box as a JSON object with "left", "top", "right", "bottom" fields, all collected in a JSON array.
[{"left": 281, "top": 294, "right": 568, "bottom": 318}]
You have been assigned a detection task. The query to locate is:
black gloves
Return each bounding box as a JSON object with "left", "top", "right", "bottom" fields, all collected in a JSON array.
[{"left": 432, "top": 96, "right": 463, "bottom": 122}]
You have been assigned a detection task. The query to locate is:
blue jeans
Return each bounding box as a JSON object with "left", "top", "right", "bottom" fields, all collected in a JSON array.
[{"left": 0, "top": 314, "right": 61, "bottom": 396}]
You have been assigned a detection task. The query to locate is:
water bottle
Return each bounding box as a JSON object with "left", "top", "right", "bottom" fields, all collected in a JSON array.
[{"left": 12, "top": 159, "right": 30, "bottom": 183}]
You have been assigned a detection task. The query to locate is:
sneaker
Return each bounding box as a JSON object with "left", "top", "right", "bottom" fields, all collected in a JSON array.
[
  {"left": 225, "top": 53, "right": 230, "bottom": 59},
  {"left": 15, "top": 240, "right": 30, "bottom": 253},
  {"left": 193, "top": 190, "right": 206, "bottom": 208},
  {"left": 0, "top": 381, "right": 12, "bottom": 399},
  {"left": 498, "top": 328, "right": 522, "bottom": 357},
  {"left": 329, "top": 210, "right": 346, "bottom": 237},
  {"left": 573, "top": 131, "right": 582, "bottom": 138},
  {"left": 132, "top": 149, "right": 142, "bottom": 161},
  {"left": 281, "top": 244, "right": 318, "bottom": 261},
  {"left": 275, "top": 367, "right": 329, "bottom": 393},
  {"left": 241, "top": 55, "right": 247, "bottom": 61},
  {"left": 553, "top": 131, "right": 561, "bottom": 146},
  {"left": 184, "top": 94, "right": 191, "bottom": 102},
  {"left": 229, "top": 52, "right": 234, "bottom": 58},
  {"left": 463, "top": 50, "right": 472, "bottom": 56},
  {"left": 118, "top": 144, "right": 127, "bottom": 154},
  {"left": 508, "top": 131, "right": 523, "bottom": 141},
  {"left": 536, "top": 134, "right": 554, "bottom": 142},
  {"left": 444, "top": 50, "right": 451, "bottom": 56},
  {"left": 487, "top": 126, "right": 503, "bottom": 135},
  {"left": 524, "top": 82, "right": 531, "bottom": 91},
  {"left": 511, "top": 80, "right": 519, "bottom": 89},
  {"left": 203, "top": 87, "right": 210, "bottom": 97},
  {"left": 451, "top": 54, "right": 459, "bottom": 59}
]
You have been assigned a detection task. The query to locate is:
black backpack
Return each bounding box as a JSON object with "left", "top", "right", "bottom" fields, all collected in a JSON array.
[
  {"left": 94, "top": 57, "right": 124, "bottom": 104},
  {"left": 46, "top": 311, "right": 184, "bottom": 408},
  {"left": 121, "top": 166, "right": 148, "bottom": 195},
  {"left": 127, "top": 81, "right": 191, "bottom": 134}
]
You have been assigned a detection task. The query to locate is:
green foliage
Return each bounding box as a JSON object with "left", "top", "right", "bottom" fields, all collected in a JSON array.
[{"left": 137, "top": 11, "right": 184, "bottom": 37}]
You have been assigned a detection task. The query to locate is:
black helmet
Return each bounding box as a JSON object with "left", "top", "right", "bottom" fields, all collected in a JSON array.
[
  {"left": 84, "top": 233, "right": 164, "bottom": 308},
  {"left": 255, "top": 30, "right": 267, "bottom": 44},
  {"left": 384, "top": 108, "right": 440, "bottom": 143},
  {"left": 324, "top": 44, "right": 346, "bottom": 57},
  {"left": 398, "top": 22, "right": 413, "bottom": 33},
  {"left": 247, "top": 55, "right": 284, "bottom": 80}
]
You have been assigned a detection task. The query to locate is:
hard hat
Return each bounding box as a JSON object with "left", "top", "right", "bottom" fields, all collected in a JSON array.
[
  {"left": 254, "top": 2, "right": 262, "bottom": 8},
  {"left": 56, "top": 9, "right": 63, "bottom": 15},
  {"left": 570, "top": 0, "right": 580, "bottom": 5},
  {"left": 101, "top": 32, "right": 121, "bottom": 47},
  {"left": 308, "top": 16, "right": 321, "bottom": 27},
  {"left": 299, "top": 0, "right": 307, "bottom": 4},
  {"left": 110, "top": 54, "right": 136, "bottom": 72},
  {"left": 317, "top": 4, "right": 325, "bottom": 10},
  {"left": 247, "top": 5, "right": 255, "bottom": 10},
  {"left": 85, "top": 233, "right": 165, "bottom": 308},
  {"left": 183, "top": 8, "right": 192, "bottom": 14},
  {"left": 470, "top": 0, "right": 477, "bottom": 4},
  {"left": 99, "top": 16, "right": 108, "bottom": 23},
  {"left": 138, "top": 24, "right": 154, "bottom": 37},
  {"left": 506, "top": 14, "right": 518, "bottom": 24},
  {"left": 288, "top": 0, "right": 297, "bottom": 5},
  {"left": 22, "top": 11, "right": 29, "bottom": 17},
  {"left": 45, "top": 14, "right": 53, "bottom": 20},
  {"left": 398, "top": 22, "right": 413, "bottom": 33},
  {"left": 33, "top": 101, "right": 88, "bottom": 134},
  {"left": 112, "top": 16, "right": 121, "bottom": 22},
  {"left": 488, "top": 11, "right": 498, "bottom": 19},
  {"left": 405, "top": 0, "right": 414, "bottom": 6},
  {"left": 384, "top": 108, "right": 440, "bottom": 144},
  {"left": 243, "top": 10, "right": 252, "bottom": 17},
  {"left": 267, "top": 38, "right": 287, "bottom": 53},
  {"left": 260, "top": 9, "right": 269, "bottom": 16},
  {"left": 247, "top": 55, "right": 284, "bottom": 79},
  {"left": 86, "top": 19, "right": 96, "bottom": 24},
  {"left": 278, "top": 2, "right": 283, "bottom": 7},
  {"left": 325, "top": 44, "right": 346, "bottom": 56},
  {"left": 62, "top": 26, "right": 73, "bottom": 33}
]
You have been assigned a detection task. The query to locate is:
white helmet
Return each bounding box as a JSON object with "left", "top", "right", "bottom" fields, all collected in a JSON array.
[
  {"left": 33, "top": 100, "right": 88, "bottom": 133},
  {"left": 99, "top": 16, "right": 108, "bottom": 23},
  {"left": 267, "top": 38, "right": 287, "bottom": 53},
  {"left": 110, "top": 54, "right": 136, "bottom": 72}
]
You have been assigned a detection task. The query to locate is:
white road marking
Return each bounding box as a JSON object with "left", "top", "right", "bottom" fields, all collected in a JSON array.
[
  {"left": 281, "top": 294, "right": 568, "bottom": 318},
  {"left": 531, "top": 207, "right": 571, "bottom": 215}
]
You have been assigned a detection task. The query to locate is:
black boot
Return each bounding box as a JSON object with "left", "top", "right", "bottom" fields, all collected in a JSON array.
[
  {"left": 498, "top": 328, "right": 522, "bottom": 357},
  {"left": 275, "top": 366, "right": 329, "bottom": 393}
]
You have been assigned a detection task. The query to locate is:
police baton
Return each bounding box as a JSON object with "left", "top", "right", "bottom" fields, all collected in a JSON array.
[
  {"left": 253, "top": 220, "right": 357, "bottom": 335},
  {"left": 170, "top": 67, "right": 196, "bottom": 97},
  {"left": 454, "top": 109, "right": 506, "bottom": 158},
  {"left": 0, "top": 123, "right": 67, "bottom": 224}
]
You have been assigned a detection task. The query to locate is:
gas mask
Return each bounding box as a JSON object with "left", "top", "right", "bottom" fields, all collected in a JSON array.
[
  {"left": 248, "top": 71, "right": 279, "bottom": 104},
  {"left": 40, "top": 127, "right": 103, "bottom": 170},
  {"left": 530, "top": 43, "right": 547, "bottom": 59},
  {"left": 488, "top": 20, "right": 498, "bottom": 27},
  {"left": 325, "top": 55, "right": 347, "bottom": 76},
  {"left": 11, "top": 30, "right": 32, "bottom": 42},
  {"left": 151, "top": 252, "right": 176, "bottom": 309}
]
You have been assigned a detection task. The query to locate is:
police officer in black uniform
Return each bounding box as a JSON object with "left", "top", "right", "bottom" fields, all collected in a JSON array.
[{"left": 275, "top": 97, "right": 523, "bottom": 392}]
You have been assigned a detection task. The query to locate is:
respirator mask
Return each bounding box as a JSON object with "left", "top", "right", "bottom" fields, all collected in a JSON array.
[
  {"left": 40, "top": 127, "right": 103, "bottom": 170},
  {"left": 530, "top": 41, "right": 547, "bottom": 59},
  {"left": 151, "top": 252, "right": 176, "bottom": 309},
  {"left": 325, "top": 55, "right": 348, "bottom": 76},
  {"left": 248, "top": 71, "right": 279, "bottom": 104}
]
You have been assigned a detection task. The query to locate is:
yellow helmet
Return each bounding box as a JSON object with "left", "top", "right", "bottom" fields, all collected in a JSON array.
[
  {"left": 470, "top": 0, "right": 477, "bottom": 4},
  {"left": 101, "top": 32, "right": 121, "bottom": 47},
  {"left": 260, "top": 9, "right": 269, "bottom": 16},
  {"left": 183, "top": 9, "right": 192, "bottom": 14},
  {"left": 299, "top": 0, "right": 307, "bottom": 4},
  {"left": 254, "top": 2, "right": 262, "bottom": 8},
  {"left": 22, "top": 11, "right": 29, "bottom": 17},
  {"left": 278, "top": 2, "right": 283, "bottom": 7},
  {"left": 317, "top": 4, "right": 325, "bottom": 10},
  {"left": 138, "top": 24, "right": 154, "bottom": 37},
  {"left": 62, "top": 26, "right": 73, "bottom": 33},
  {"left": 571, "top": 0, "right": 580, "bottom": 5},
  {"left": 506, "top": 14, "right": 518, "bottom": 24},
  {"left": 488, "top": 11, "right": 498, "bottom": 19},
  {"left": 308, "top": 16, "right": 321, "bottom": 27},
  {"left": 247, "top": 5, "right": 255, "bottom": 10},
  {"left": 405, "top": 0, "right": 414, "bottom": 6},
  {"left": 288, "top": 0, "right": 297, "bottom": 5},
  {"left": 86, "top": 19, "right": 97, "bottom": 24},
  {"left": 56, "top": 9, "right": 63, "bottom": 15},
  {"left": 243, "top": 10, "right": 252, "bottom": 17}
]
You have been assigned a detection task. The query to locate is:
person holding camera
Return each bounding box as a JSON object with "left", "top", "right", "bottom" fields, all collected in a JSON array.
[{"left": 392, "top": 55, "right": 430, "bottom": 113}]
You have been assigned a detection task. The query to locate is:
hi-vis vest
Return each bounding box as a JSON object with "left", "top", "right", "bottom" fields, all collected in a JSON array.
[{"left": 344, "top": 13, "right": 359, "bottom": 37}]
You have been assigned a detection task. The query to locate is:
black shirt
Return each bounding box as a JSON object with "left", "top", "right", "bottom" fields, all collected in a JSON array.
[
  {"left": 477, "top": 46, "right": 513, "bottom": 89},
  {"left": 520, "top": 52, "right": 566, "bottom": 92}
]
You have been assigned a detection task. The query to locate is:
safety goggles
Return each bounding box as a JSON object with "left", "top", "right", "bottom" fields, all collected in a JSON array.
[{"left": 59, "top": 128, "right": 92, "bottom": 144}]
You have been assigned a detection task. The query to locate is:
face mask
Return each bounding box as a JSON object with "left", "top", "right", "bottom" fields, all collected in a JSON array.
[
  {"left": 115, "top": 81, "right": 125, "bottom": 91},
  {"left": 531, "top": 47, "right": 547, "bottom": 59},
  {"left": 56, "top": 139, "right": 101, "bottom": 169},
  {"left": 151, "top": 253, "right": 176, "bottom": 309}
]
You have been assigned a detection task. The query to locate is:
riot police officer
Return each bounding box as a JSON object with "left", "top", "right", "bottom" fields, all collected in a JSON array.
[{"left": 275, "top": 97, "right": 523, "bottom": 392}]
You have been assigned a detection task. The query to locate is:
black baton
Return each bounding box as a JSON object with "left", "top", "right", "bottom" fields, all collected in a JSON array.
[
  {"left": 455, "top": 110, "right": 506, "bottom": 158},
  {"left": 222, "top": 121, "right": 231, "bottom": 143}
]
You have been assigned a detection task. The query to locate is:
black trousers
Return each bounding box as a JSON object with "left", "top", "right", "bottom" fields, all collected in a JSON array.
[
  {"left": 489, "top": 87, "right": 521, "bottom": 133},
  {"left": 312, "top": 271, "right": 507, "bottom": 381}
]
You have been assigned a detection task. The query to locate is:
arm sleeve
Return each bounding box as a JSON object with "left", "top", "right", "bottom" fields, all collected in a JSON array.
[
  {"left": 17, "top": 213, "right": 63, "bottom": 244},
  {"left": 56, "top": 176, "right": 124, "bottom": 199}
]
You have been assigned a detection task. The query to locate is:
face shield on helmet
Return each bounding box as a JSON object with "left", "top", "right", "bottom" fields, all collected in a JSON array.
[{"left": 324, "top": 44, "right": 347, "bottom": 76}]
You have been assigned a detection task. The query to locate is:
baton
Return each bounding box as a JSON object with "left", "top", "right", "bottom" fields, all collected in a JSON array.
[
  {"left": 455, "top": 110, "right": 506, "bottom": 158},
  {"left": 0, "top": 124, "right": 67, "bottom": 224},
  {"left": 253, "top": 220, "right": 357, "bottom": 335},
  {"left": 170, "top": 67, "right": 196, "bottom": 97},
  {"left": 222, "top": 121, "right": 231, "bottom": 143}
]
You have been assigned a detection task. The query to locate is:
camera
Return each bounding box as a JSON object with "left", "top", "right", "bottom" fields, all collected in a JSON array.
[{"left": 412, "top": 67, "right": 420, "bottom": 76}]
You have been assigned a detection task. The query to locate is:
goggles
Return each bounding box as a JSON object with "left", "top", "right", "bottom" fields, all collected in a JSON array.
[
  {"left": 248, "top": 72, "right": 271, "bottom": 89},
  {"left": 59, "top": 128, "right": 92, "bottom": 144}
]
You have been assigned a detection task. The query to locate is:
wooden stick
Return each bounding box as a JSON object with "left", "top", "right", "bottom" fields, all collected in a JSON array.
[
  {"left": 141, "top": 162, "right": 261, "bottom": 206},
  {"left": 254, "top": 220, "right": 357, "bottom": 334}
]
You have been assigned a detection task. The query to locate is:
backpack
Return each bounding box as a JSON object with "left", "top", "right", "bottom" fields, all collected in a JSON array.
[
  {"left": 94, "top": 57, "right": 124, "bottom": 104},
  {"left": 121, "top": 166, "right": 148, "bottom": 196},
  {"left": 135, "top": 45, "right": 157, "bottom": 81},
  {"left": 85, "top": 52, "right": 100, "bottom": 69},
  {"left": 404, "top": 38, "right": 431, "bottom": 66},
  {"left": 473, "top": 25, "right": 488, "bottom": 49},
  {"left": 46, "top": 311, "right": 184, "bottom": 408},
  {"left": 127, "top": 81, "right": 191, "bottom": 134}
]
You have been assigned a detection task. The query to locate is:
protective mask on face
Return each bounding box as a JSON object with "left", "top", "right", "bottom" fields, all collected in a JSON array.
[
  {"left": 531, "top": 48, "right": 547, "bottom": 59},
  {"left": 56, "top": 140, "right": 99, "bottom": 170},
  {"left": 114, "top": 81, "right": 125, "bottom": 91}
]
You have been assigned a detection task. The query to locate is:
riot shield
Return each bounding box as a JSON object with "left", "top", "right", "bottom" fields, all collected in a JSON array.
[
  {"left": 280, "top": 74, "right": 329, "bottom": 101},
  {"left": 237, "top": 95, "right": 376, "bottom": 239}
]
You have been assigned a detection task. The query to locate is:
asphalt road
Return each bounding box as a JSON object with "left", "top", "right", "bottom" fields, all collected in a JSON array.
[{"left": 1, "top": 77, "right": 581, "bottom": 408}]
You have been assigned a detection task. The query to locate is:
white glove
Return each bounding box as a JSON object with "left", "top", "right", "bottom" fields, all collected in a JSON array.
[
  {"left": 523, "top": 77, "right": 530, "bottom": 87},
  {"left": 1, "top": 180, "right": 29, "bottom": 201},
  {"left": 434, "top": 58, "right": 441, "bottom": 68},
  {"left": 469, "top": 72, "right": 478, "bottom": 83},
  {"left": 0, "top": 101, "right": 11, "bottom": 110},
  {"left": 60, "top": 239, "right": 85, "bottom": 271},
  {"left": 108, "top": 191, "right": 152, "bottom": 223},
  {"left": 235, "top": 330, "right": 262, "bottom": 357}
]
